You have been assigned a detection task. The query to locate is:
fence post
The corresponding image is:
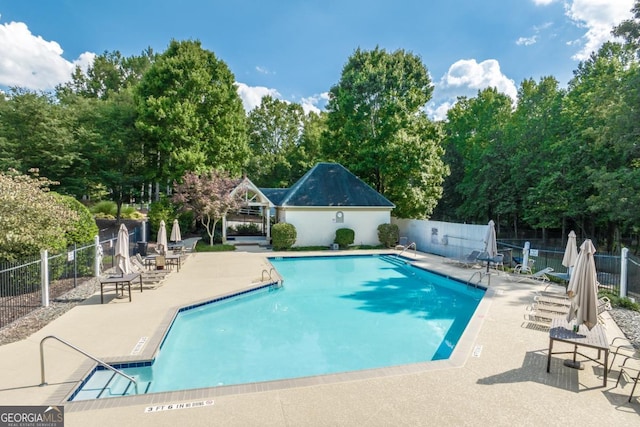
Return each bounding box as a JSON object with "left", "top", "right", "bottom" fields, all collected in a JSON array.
[
  {"left": 620, "top": 247, "right": 628, "bottom": 298},
  {"left": 94, "top": 235, "right": 101, "bottom": 277},
  {"left": 142, "top": 221, "right": 147, "bottom": 243},
  {"left": 41, "top": 249, "right": 49, "bottom": 307},
  {"left": 522, "top": 241, "right": 530, "bottom": 270}
]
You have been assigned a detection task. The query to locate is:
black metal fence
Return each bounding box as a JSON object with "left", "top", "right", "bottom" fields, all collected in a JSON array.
[
  {"left": 0, "top": 226, "right": 142, "bottom": 330},
  {"left": 498, "top": 239, "right": 640, "bottom": 299},
  {"left": 0, "top": 255, "right": 41, "bottom": 328}
]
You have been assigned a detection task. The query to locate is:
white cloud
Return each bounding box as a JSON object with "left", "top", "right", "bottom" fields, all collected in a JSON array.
[
  {"left": 299, "top": 92, "right": 329, "bottom": 115},
  {"left": 0, "top": 20, "right": 93, "bottom": 90},
  {"left": 255, "top": 66, "right": 273, "bottom": 75},
  {"left": 532, "top": 0, "right": 557, "bottom": 5},
  {"left": 427, "top": 59, "right": 518, "bottom": 121},
  {"left": 516, "top": 36, "right": 538, "bottom": 46},
  {"left": 235, "top": 82, "right": 280, "bottom": 112},
  {"left": 565, "top": 0, "right": 634, "bottom": 60}
]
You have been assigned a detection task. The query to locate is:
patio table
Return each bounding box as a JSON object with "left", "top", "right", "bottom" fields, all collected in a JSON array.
[
  {"left": 546, "top": 317, "right": 609, "bottom": 387},
  {"left": 99, "top": 273, "right": 142, "bottom": 304}
]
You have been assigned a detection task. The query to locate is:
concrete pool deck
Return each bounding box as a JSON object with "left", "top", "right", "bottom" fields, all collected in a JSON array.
[{"left": 0, "top": 249, "right": 638, "bottom": 426}]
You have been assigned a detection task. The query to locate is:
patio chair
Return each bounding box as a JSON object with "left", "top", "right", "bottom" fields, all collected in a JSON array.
[
  {"left": 615, "top": 354, "right": 640, "bottom": 402},
  {"left": 609, "top": 337, "right": 638, "bottom": 371},
  {"left": 514, "top": 267, "right": 553, "bottom": 283}
]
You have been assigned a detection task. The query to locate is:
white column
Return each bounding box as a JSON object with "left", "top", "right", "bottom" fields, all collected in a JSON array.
[
  {"left": 222, "top": 215, "right": 227, "bottom": 243},
  {"left": 621, "top": 247, "right": 629, "bottom": 298},
  {"left": 94, "top": 235, "right": 101, "bottom": 277},
  {"left": 266, "top": 206, "right": 271, "bottom": 240},
  {"left": 41, "top": 250, "right": 49, "bottom": 307},
  {"left": 522, "top": 241, "right": 530, "bottom": 271}
]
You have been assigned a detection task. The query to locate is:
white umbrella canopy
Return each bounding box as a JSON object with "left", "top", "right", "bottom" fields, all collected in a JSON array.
[
  {"left": 157, "top": 220, "right": 168, "bottom": 255},
  {"left": 562, "top": 230, "right": 578, "bottom": 276},
  {"left": 170, "top": 219, "right": 182, "bottom": 242},
  {"left": 566, "top": 239, "right": 598, "bottom": 331},
  {"left": 115, "top": 223, "right": 131, "bottom": 276}
]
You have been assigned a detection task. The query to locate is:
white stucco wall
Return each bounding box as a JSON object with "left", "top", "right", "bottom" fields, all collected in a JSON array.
[{"left": 278, "top": 208, "right": 392, "bottom": 247}]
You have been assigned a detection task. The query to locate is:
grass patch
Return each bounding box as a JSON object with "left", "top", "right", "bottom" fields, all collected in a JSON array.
[
  {"left": 195, "top": 242, "right": 236, "bottom": 252},
  {"left": 599, "top": 290, "right": 640, "bottom": 312}
]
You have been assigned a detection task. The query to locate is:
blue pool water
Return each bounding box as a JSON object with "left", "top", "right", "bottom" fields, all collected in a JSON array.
[{"left": 70, "top": 255, "right": 484, "bottom": 400}]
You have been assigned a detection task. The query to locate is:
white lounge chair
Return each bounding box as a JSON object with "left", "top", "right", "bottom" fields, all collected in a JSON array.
[{"left": 515, "top": 267, "right": 553, "bottom": 283}]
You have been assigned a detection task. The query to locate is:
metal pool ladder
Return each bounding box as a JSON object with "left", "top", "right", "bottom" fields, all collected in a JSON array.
[
  {"left": 39, "top": 335, "right": 139, "bottom": 395},
  {"left": 262, "top": 267, "right": 283, "bottom": 287},
  {"left": 397, "top": 242, "right": 417, "bottom": 258}
]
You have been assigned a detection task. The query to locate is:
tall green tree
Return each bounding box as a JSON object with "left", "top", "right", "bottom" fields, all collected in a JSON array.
[
  {"left": 246, "top": 96, "right": 305, "bottom": 187},
  {"left": 0, "top": 89, "right": 78, "bottom": 193},
  {"left": 135, "top": 40, "right": 249, "bottom": 195},
  {"left": 324, "top": 47, "right": 447, "bottom": 218},
  {"left": 439, "top": 88, "right": 512, "bottom": 223},
  {"left": 560, "top": 42, "right": 635, "bottom": 248},
  {"left": 508, "top": 77, "right": 566, "bottom": 237}
]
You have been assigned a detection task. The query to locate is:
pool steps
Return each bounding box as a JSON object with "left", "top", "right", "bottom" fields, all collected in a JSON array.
[{"left": 71, "top": 370, "right": 151, "bottom": 401}]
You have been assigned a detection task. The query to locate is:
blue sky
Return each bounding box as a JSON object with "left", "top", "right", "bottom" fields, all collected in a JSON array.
[{"left": 0, "top": 0, "right": 634, "bottom": 119}]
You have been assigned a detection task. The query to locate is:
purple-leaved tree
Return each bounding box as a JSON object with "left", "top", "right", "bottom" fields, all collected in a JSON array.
[{"left": 172, "top": 170, "right": 245, "bottom": 246}]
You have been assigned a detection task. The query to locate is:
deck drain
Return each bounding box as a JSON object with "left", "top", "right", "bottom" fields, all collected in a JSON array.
[{"left": 472, "top": 345, "right": 483, "bottom": 357}]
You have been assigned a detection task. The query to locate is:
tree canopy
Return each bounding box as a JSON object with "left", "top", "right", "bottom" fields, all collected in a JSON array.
[{"left": 324, "top": 46, "right": 447, "bottom": 218}]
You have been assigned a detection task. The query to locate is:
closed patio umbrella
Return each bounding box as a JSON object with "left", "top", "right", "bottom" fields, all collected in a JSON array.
[
  {"left": 157, "top": 220, "right": 168, "bottom": 255},
  {"left": 170, "top": 219, "right": 182, "bottom": 243},
  {"left": 483, "top": 220, "right": 497, "bottom": 272},
  {"left": 566, "top": 239, "right": 598, "bottom": 331},
  {"left": 115, "top": 223, "right": 131, "bottom": 276},
  {"left": 562, "top": 230, "right": 578, "bottom": 277}
]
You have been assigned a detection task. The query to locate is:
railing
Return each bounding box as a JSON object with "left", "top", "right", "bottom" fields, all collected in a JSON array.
[
  {"left": 397, "top": 242, "right": 417, "bottom": 258},
  {"left": 262, "top": 267, "right": 282, "bottom": 287},
  {"left": 40, "top": 335, "right": 138, "bottom": 395}
]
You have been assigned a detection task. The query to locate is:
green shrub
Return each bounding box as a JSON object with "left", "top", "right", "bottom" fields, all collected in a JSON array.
[
  {"left": 229, "top": 223, "right": 261, "bottom": 235},
  {"left": 90, "top": 200, "right": 117, "bottom": 216},
  {"left": 377, "top": 223, "right": 399, "bottom": 248},
  {"left": 334, "top": 228, "right": 355, "bottom": 249},
  {"left": 147, "top": 197, "right": 175, "bottom": 235},
  {"left": 54, "top": 194, "right": 99, "bottom": 245},
  {"left": 272, "top": 223, "right": 297, "bottom": 250}
]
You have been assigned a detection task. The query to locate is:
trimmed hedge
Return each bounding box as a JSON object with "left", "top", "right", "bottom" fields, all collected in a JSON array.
[
  {"left": 272, "top": 223, "right": 297, "bottom": 250},
  {"left": 377, "top": 223, "right": 399, "bottom": 248},
  {"left": 334, "top": 228, "right": 355, "bottom": 249}
]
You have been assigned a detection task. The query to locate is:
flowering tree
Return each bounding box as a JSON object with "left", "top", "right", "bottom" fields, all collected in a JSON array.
[
  {"left": 172, "top": 170, "right": 244, "bottom": 246},
  {"left": 0, "top": 170, "right": 77, "bottom": 261}
]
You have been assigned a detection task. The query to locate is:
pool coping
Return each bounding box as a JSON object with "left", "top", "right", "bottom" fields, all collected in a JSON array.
[{"left": 59, "top": 253, "right": 494, "bottom": 412}]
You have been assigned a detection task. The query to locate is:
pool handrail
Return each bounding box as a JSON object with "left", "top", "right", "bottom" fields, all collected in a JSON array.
[{"left": 40, "top": 335, "right": 139, "bottom": 395}]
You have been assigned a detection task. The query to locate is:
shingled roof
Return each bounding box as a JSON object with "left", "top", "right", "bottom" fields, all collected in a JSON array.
[{"left": 260, "top": 163, "right": 394, "bottom": 208}]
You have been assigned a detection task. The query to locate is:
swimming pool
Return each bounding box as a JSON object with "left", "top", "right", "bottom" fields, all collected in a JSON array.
[{"left": 69, "top": 255, "right": 485, "bottom": 401}]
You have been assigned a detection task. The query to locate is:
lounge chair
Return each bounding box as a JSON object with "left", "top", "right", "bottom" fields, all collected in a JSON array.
[
  {"left": 131, "top": 255, "right": 170, "bottom": 284},
  {"left": 395, "top": 236, "right": 409, "bottom": 250},
  {"left": 446, "top": 250, "right": 481, "bottom": 268},
  {"left": 514, "top": 267, "right": 553, "bottom": 283}
]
